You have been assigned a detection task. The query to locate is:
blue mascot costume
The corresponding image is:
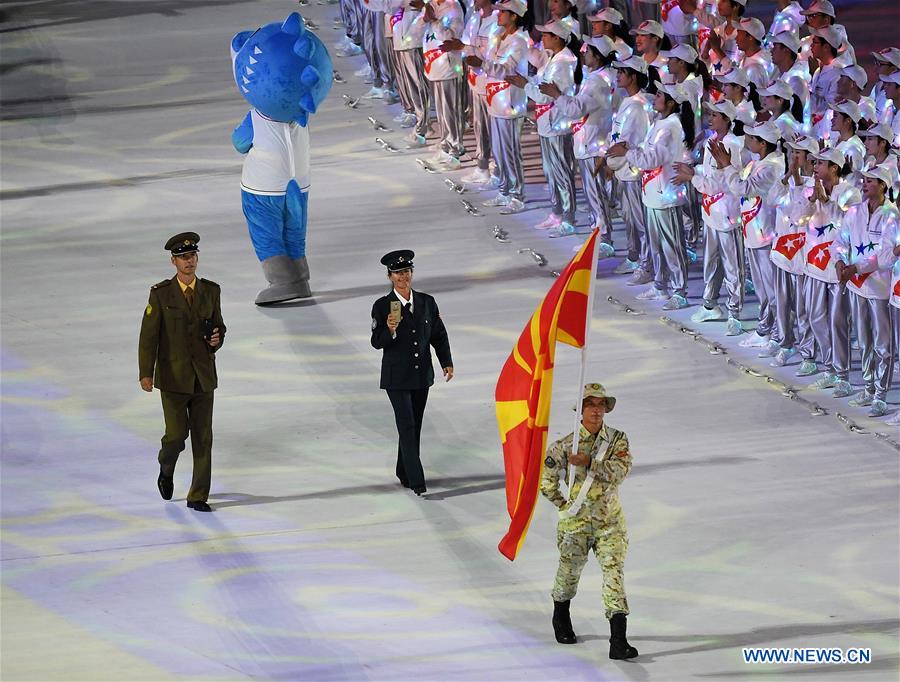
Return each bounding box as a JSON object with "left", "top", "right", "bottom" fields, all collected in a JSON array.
[{"left": 231, "top": 12, "right": 333, "bottom": 304}]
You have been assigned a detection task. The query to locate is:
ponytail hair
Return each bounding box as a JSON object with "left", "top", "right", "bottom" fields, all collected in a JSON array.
[
  {"left": 747, "top": 83, "right": 762, "bottom": 113},
  {"left": 733, "top": 118, "right": 746, "bottom": 136},
  {"left": 687, "top": 59, "right": 713, "bottom": 92},
  {"left": 837, "top": 160, "right": 852, "bottom": 178},
  {"left": 680, "top": 101, "right": 696, "bottom": 148},
  {"left": 647, "top": 64, "right": 661, "bottom": 94},
  {"left": 660, "top": 34, "right": 673, "bottom": 51},
  {"left": 568, "top": 35, "right": 584, "bottom": 85},
  {"left": 614, "top": 20, "right": 634, "bottom": 47}
]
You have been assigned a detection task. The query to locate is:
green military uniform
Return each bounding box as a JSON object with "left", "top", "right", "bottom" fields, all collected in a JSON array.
[
  {"left": 138, "top": 233, "right": 225, "bottom": 504},
  {"left": 540, "top": 415, "right": 632, "bottom": 619}
]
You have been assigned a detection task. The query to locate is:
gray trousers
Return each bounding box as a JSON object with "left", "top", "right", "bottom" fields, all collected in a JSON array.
[
  {"left": 803, "top": 277, "right": 851, "bottom": 379},
  {"left": 647, "top": 206, "right": 688, "bottom": 297},
  {"left": 579, "top": 158, "right": 613, "bottom": 241},
  {"left": 491, "top": 116, "right": 525, "bottom": 200},
  {"left": 851, "top": 294, "right": 895, "bottom": 401},
  {"left": 618, "top": 179, "right": 650, "bottom": 270},
  {"left": 703, "top": 228, "right": 744, "bottom": 317},
  {"left": 363, "top": 12, "right": 394, "bottom": 90},
  {"left": 386, "top": 39, "right": 409, "bottom": 111},
  {"left": 340, "top": 0, "right": 364, "bottom": 44},
  {"left": 747, "top": 247, "right": 776, "bottom": 338},
  {"left": 772, "top": 266, "right": 796, "bottom": 348},
  {"left": 397, "top": 49, "right": 431, "bottom": 138},
  {"left": 472, "top": 93, "right": 491, "bottom": 171},
  {"left": 684, "top": 186, "right": 703, "bottom": 246},
  {"left": 794, "top": 274, "right": 816, "bottom": 360},
  {"left": 539, "top": 134, "right": 577, "bottom": 223},
  {"left": 433, "top": 77, "right": 465, "bottom": 158}
]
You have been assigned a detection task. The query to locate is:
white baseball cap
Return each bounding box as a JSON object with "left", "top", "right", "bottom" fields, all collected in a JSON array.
[
  {"left": 861, "top": 164, "right": 894, "bottom": 188},
  {"left": 629, "top": 20, "right": 664, "bottom": 39},
  {"left": 535, "top": 20, "right": 573, "bottom": 42},
  {"left": 716, "top": 68, "right": 751, "bottom": 88},
  {"left": 494, "top": 0, "right": 527, "bottom": 17},
  {"left": 786, "top": 136, "right": 821, "bottom": 155},
  {"left": 810, "top": 26, "right": 843, "bottom": 50},
  {"left": 801, "top": 0, "right": 836, "bottom": 18},
  {"left": 703, "top": 99, "right": 738, "bottom": 120},
  {"left": 769, "top": 30, "right": 801, "bottom": 54},
  {"left": 872, "top": 47, "right": 900, "bottom": 69},
  {"left": 839, "top": 65, "right": 868, "bottom": 90},
  {"left": 582, "top": 35, "right": 620, "bottom": 58},
  {"left": 812, "top": 147, "right": 846, "bottom": 166},
  {"left": 758, "top": 80, "right": 793, "bottom": 101},
  {"left": 744, "top": 120, "right": 781, "bottom": 144},
  {"left": 732, "top": 18, "right": 766, "bottom": 42},
  {"left": 661, "top": 44, "right": 699, "bottom": 64},
  {"left": 881, "top": 71, "right": 900, "bottom": 85},
  {"left": 859, "top": 123, "right": 895, "bottom": 145},
  {"left": 833, "top": 99, "right": 862, "bottom": 122},
  {"left": 612, "top": 54, "right": 649, "bottom": 75},
  {"left": 588, "top": 7, "right": 623, "bottom": 25}
]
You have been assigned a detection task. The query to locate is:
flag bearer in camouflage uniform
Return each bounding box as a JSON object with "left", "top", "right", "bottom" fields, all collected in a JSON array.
[{"left": 540, "top": 383, "right": 638, "bottom": 660}]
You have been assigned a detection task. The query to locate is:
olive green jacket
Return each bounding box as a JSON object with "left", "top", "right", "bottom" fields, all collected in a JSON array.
[{"left": 138, "top": 276, "right": 225, "bottom": 393}]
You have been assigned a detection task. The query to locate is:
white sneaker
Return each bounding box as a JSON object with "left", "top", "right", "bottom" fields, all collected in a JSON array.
[
  {"left": 613, "top": 259, "right": 639, "bottom": 275},
  {"left": 757, "top": 340, "right": 780, "bottom": 358},
  {"left": 832, "top": 379, "right": 853, "bottom": 398},
  {"left": 809, "top": 373, "right": 837, "bottom": 390},
  {"left": 636, "top": 286, "right": 668, "bottom": 301},
  {"left": 795, "top": 359, "right": 818, "bottom": 376},
  {"left": 770, "top": 347, "right": 796, "bottom": 367},
  {"left": 363, "top": 86, "right": 385, "bottom": 99},
  {"left": 334, "top": 42, "right": 363, "bottom": 57},
  {"left": 404, "top": 132, "right": 427, "bottom": 148},
  {"left": 382, "top": 90, "right": 400, "bottom": 104},
  {"left": 438, "top": 154, "right": 461, "bottom": 170},
  {"left": 394, "top": 111, "right": 409, "bottom": 123},
  {"left": 597, "top": 242, "right": 616, "bottom": 259},
  {"left": 548, "top": 222, "right": 577, "bottom": 238},
  {"left": 486, "top": 174, "right": 501, "bottom": 188},
  {"left": 625, "top": 269, "right": 653, "bottom": 286},
  {"left": 483, "top": 194, "right": 511, "bottom": 207},
  {"left": 354, "top": 64, "right": 373, "bottom": 78},
  {"left": 725, "top": 316, "right": 743, "bottom": 336},
  {"left": 534, "top": 213, "right": 562, "bottom": 230},
  {"left": 869, "top": 399, "right": 888, "bottom": 417},
  {"left": 461, "top": 167, "right": 491, "bottom": 185},
  {"left": 499, "top": 198, "right": 526, "bottom": 214},
  {"left": 662, "top": 294, "right": 689, "bottom": 310},
  {"left": 691, "top": 305, "right": 724, "bottom": 323},
  {"left": 848, "top": 391, "right": 874, "bottom": 408},
  {"left": 399, "top": 113, "right": 417, "bottom": 128},
  {"left": 738, "top": 332, "right": 769, "bottom": 348}
]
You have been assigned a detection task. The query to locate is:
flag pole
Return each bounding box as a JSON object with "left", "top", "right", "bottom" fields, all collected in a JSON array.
[{"left": 567, "top": 228, "right": 601, "bottom": 492}]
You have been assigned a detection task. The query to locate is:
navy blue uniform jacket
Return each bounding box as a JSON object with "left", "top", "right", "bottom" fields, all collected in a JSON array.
[{"left": 371, "top": 290, "right": 453, "bottom": 390}]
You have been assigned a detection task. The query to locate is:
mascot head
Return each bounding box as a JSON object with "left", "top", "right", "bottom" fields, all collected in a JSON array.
[{"left": 231, "top": 12, "right": 333, "bottom": 126}]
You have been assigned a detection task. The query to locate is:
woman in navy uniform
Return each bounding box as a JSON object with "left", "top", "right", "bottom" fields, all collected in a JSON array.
[{"left": 371, "top": 250, "right": 453, "bottom": 495}]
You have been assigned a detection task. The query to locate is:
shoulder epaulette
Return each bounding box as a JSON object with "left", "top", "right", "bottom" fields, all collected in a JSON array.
[
  {"left": 200, "top": 278, "right": 220, "bottom": 288},
  {"left": 151, "top": 279, "right": 172, "bottom": 290}
]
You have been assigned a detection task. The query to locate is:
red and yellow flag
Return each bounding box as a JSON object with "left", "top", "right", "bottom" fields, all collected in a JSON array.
[{"left": 495, "top": 230, "right": 598, "bottom": 560}]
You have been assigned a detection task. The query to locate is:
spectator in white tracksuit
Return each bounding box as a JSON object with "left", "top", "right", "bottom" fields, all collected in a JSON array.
[
  {"left": 389, "top": 2, "right": 432, "bottom": 146},
  {"left": 608, "top": 78, "right": 693, "bottom": 311},
  {"left": 833, "top": 164, "right": 898, "bottom": 418},
  {"left": 409, "top": 0, "right": 465, "bottom": 167},
  {"left": 800, "top": 147, "right": 861, "bottom": 396},
  {"left": 829, "top": 99, "right": 866, "bottom": 181},
  {"left": 874, "top": 189, "right": 900, "bottom": 426},
  {"left": 542, "top": 36, "right": 622, "bottom": 252},
  {"left": 604, "top": 55, "right": 655, "bottom": 281},
  {"left": 758, "top": 79, "right": 805, "bottom": 141},
  {"left": 768, "top": 30, "right": 811, "bottom": 134},
  {"left": 675, "top": 99, "right": 744, "bottom": 334},
  {"left": 514, "top": 20, "right": 579, "bottom": 235},
  {"left": 707, "top": 120, "right": 785, "bottom": 349},
  {"left": 474, "top": 0, "right": 529, "bottom": 214},
  {"left": 767, "top": 136, "right": 818, "bottom": 370}
]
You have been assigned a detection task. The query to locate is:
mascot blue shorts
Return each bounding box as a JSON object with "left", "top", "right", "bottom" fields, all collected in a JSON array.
[{"left": 231, "top": 12, "right": 333, "bottom": 304}]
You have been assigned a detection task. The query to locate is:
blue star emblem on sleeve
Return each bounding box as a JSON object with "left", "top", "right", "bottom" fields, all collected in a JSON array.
[{"left": 855, "top": 242, "right": 867, "bottom": 256}]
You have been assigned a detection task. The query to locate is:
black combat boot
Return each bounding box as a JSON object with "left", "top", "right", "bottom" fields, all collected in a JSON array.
[
  {"left": 608, "top": 612, "right": 638, "bottom": 659},
  {"left": 552, "top": 600, "right": 577, "bottom": 644}
]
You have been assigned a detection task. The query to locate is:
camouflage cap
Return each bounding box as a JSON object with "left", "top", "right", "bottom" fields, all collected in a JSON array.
[{"left": 581, "top": 382, "right": 616, "bottom": 411}]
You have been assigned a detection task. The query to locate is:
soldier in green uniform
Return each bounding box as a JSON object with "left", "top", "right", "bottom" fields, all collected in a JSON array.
[
  {"left": 139, "top": 232, "right": 226, "bottom": 512},
  {"left": 540, "top": 383, "right": 639, "bottom": 660}
]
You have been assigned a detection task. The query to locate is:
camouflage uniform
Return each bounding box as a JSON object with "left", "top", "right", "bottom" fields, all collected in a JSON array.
[{"left": 540, "top": 423, "right": 632, "bottom": 619}]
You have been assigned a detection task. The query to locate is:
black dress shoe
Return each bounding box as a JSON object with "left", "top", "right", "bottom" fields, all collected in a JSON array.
[
  {"left": 157, "top": 471, "right": 173, "bottom": 500},
  {"left": 399, "top": 480, "right": 410, "bottom": 488},
  {"left": 412, "top": 486, "right": 427, "bottom": 496},
  {"left": 187, "top": 500, "right": 212, "bottom": 512}
]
